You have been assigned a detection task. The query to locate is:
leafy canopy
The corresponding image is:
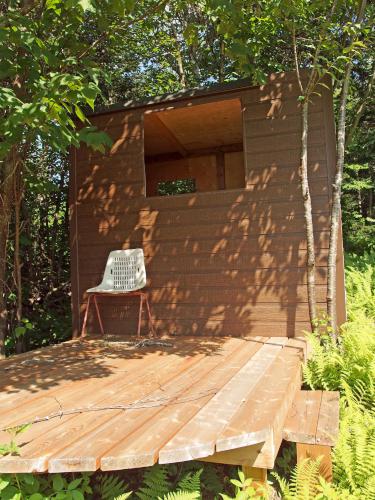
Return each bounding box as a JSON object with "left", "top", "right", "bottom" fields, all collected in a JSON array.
[{"left": 0, "top": 0, "right": 145, "bottom": 158}]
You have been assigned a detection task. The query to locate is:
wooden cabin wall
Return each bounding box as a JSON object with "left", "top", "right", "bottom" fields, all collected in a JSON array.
[{"left": 70, "top": 72, "right": 346, "bottom": 338}]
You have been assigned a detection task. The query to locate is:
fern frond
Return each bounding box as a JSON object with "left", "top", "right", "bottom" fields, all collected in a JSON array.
[
  {"left": 136, "top": 465, "right": 171, "bottom": 500},
  {"left": 95, "top": 473, "right": 129, "bottom": 500},
  {"left": 288, "top": 457, "right": 321, "bottom": 499},
  {"left": 177, "top": 469, "right": 202, "bottom": 493},
  {"left": 333, "top": 396, "right": 375, "bottom": 494},
  {"left": 161, "top": 491, "right": 200, "bottom": 500},
  {"left": 272, "top": 471, "right": 292, "bottom": 499},
  {"left": 185, "top": 461, "right": 223, "bottom": 496}
]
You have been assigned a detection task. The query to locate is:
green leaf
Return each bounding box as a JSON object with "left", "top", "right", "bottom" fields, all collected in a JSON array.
[
  {"left": 0, "top": 484, "right": 21, "bottom": 500},
  {"left": 0, "top": 478, "right": 10, "bottom": 491},
  {"left": 68, "top": 478, "right": 83, "bottom": 490},
  {"left": 78, "top": 127, "right": 113, "bottom": 152},
  {"left": 14, "top": 326, "right": 26, "bottom": 338},
  {"left": 71, "top": 490, "right": 84, "bottom": 500},
  {"left": 46, "top": 0, "right": 62, "bottom": 14},
  {"left": 79, "top": 0, "right": 95, "bottom": 12},
  {"left": 53, "top": 475, "right": 64, "bottom": 492},
  {"left": 74, "top": 104, "right": 86, "bottom": 123}
]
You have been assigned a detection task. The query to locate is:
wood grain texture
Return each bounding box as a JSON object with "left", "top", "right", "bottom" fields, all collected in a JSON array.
[
  {"left": 282, "top": 390, "right": 339, "bottom": 447},
  {"left": 158, "top": 343, "right": 281, "bottom": 463},
  {"left": 216, "top": 347, "right": 301, "bottom": 453},
  {"left": 0, "top": 337, "right": 338, "bottom": 474},
  {"left": 70, "top": 71, "right": 345, "bottom": 338},
  {"left": 100, "top": 338, "right": 263, "bottom": 470}
]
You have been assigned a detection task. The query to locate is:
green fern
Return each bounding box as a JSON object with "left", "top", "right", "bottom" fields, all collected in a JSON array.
[
  {"left": 136, "top": 464, "right": 171, "bottom": 500},
  {"left": 177, "top": 469, "right": 202, "bottom": 493},
  {"left": 200, "top": 462, "right": 224, "bottom": 496},
  {"left": 161, "top": 491, "right": 200, "bottom": 500},
  {"left": 345, "top": 253, "right": 375, "bottom": 320},
  {"left": 333, "top": 387, "right": 375, "bottom": 497},
  {"left": 176, "top": 460, "right": 223, "bottom": 496},
  {"left": 303, "top": 317, "right": 375, "bottom": 410},
  {"left": 277, "top": 458, "right": 322, "bottom": 499},
  {"left": 95, "top": 473, "right": 129, "bottom": 500}
]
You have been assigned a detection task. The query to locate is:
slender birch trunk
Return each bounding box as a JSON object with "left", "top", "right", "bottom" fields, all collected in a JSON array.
[
  {"left": 300, "top": 99, "right": 317, "bottom": 327},
  {"left": 292, "top": 25, "right": 318, "bottom": 331},
  {"left": 327, "top": 65, "right": 350, "bottom": 334},
  {"left": 327, "top": 0, "right": 367, "bottom": 335}
]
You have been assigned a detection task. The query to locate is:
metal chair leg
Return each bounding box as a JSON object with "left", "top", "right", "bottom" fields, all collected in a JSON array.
[
  {"left": 93, "top": 294, "right": 105, "bottom": 335},
  {"left": 137, "top": 294, "right": 144, "bottom": 338},
  {"left": 145, "top": 294, "right": 156, "bottom": 337},
  {"left": 81, "top": 294, "right": 92, "bottom": 337}
]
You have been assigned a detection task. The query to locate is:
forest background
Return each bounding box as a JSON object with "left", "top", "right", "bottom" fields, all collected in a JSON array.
[{"left": 0, "top": 0, "right": 373, "bottom": 354}]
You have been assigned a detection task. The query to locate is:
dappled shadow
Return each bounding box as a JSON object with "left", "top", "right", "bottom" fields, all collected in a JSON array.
[
  {"left": 0, "top": 335, "right": 232, "bottom": 397},
  {"left": 73, "top": 72, "right": 329, "bottom": 340}
]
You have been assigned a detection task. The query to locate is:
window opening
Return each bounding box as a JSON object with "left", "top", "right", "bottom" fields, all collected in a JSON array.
[{"left": 144, "top": 98, "right": 245, "bottom": 197}]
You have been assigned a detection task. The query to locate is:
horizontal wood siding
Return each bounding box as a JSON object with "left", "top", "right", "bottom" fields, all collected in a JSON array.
[{"left": 71, "top": 71, "right": 340, "bottom": 338}]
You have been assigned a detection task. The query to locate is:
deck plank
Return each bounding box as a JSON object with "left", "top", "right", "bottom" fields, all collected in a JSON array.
[
  {"left": 216, "top": 347, "right": 302, "bottom": 468},
  {"left": 158, "top": 342, "right": 281, "bottom": 463},
  {"left": 0, "top": 348, "right": 173, "bottom": 416},
  {"left": 47, "top": 337, "right": 252, "bottom": 472},
  {"left": 216, "top": 346, "right": 302, "bottom": 452},
  {"left": 0, "top": 340, "right": 209, "bottom": 472},
  {"left": 0, "top": 342, "right": 202, "bottom": 429},
  {"left": 282, "top": 390, "right": 322, "bottom": 445},
  {"left": 316, "top": 391, "right": 339, "bottom": 446},
  {"left": 0, "top": 336, "right": 307, "bottom": 474},
  {"left": 100, "top": 338, "right": 267, "bottom": 470}
]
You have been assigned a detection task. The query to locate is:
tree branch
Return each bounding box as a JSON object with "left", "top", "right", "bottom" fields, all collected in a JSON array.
[
  {"left": 346, "top": 65, "right": 375, "bottom": 146},
  {"left": 1, "top": 388, "right": 218, "bottom": 433}
]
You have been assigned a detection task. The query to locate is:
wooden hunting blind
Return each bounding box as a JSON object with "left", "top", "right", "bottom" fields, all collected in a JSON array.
[
  {"left": 70, "top": 71, "right": 346, "bottom": 338},
  {"left": 0, "top": 71, "right": 343, "bottom": 477}
]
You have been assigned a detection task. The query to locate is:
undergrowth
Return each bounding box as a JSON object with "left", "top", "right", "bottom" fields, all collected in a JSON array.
[{"left": 0, "top": 253, "right": 374, "bottom": 499}]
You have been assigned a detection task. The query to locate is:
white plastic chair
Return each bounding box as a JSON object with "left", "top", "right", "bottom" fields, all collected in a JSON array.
[{"left": 81, "top": 249, "right": 156, "bottom": 338}]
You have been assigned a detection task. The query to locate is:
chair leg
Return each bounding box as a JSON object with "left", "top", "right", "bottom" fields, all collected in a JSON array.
[
  {"left": 93, "top": 294, "right": 105, "bottom": 336},
  {"left": 137, "top": 294, "right": 144, "bottom": 338},
  {"left": 81, "top": 294, "right": 92, "bottom": 337},
  {"left": 145, "top": 294, "right": 156, "bottom": 338}
]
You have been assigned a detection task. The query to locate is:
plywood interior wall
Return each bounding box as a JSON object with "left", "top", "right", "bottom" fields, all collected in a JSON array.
[
  {"left": 144, "top": 99, "right": 245, "bottom": 196},
  {"left": 70, "top": 71, "right": 346, "bottom": 338}
]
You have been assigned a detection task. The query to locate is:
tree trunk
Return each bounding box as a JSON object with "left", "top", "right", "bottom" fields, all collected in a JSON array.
[
  {"left": 0, "top": 148, "right": 17, "bottom": 357},
  {"left": 172, "top": 27, "right": 186, "bottom": 89},
  {"left": 327, "top": 63, "right": 351, "bottom": 335},
  {"left": 218, "top": 37, "right": 225, "bottom": 83},
  {"left": 300, "top": 100, "right": 317, "bottom": 329},
  {"left": 327, "top": 0, "right": 367, "bottom": 336},
  {"left": 369, "top": 163, "right": 374, "bottom": 218}
]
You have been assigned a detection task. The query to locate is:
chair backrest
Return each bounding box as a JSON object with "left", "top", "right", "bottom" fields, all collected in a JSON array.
[{"left": 99, "top": 249, "right": 147, "bottom": 292}]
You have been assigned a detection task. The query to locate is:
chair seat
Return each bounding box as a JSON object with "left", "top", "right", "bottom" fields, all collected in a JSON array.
[{"left": 87, "top": 287, "right": 146, "bottom": 294}]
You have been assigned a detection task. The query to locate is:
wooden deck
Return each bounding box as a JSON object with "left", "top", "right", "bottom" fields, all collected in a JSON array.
[{"left": 0, "top": 336, "right": 306, "bottom": 473}]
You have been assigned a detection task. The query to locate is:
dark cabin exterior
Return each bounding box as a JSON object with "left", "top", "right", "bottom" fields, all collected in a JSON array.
[{"left": 70, "top": 71, "right": 346, "bottom": 339}]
